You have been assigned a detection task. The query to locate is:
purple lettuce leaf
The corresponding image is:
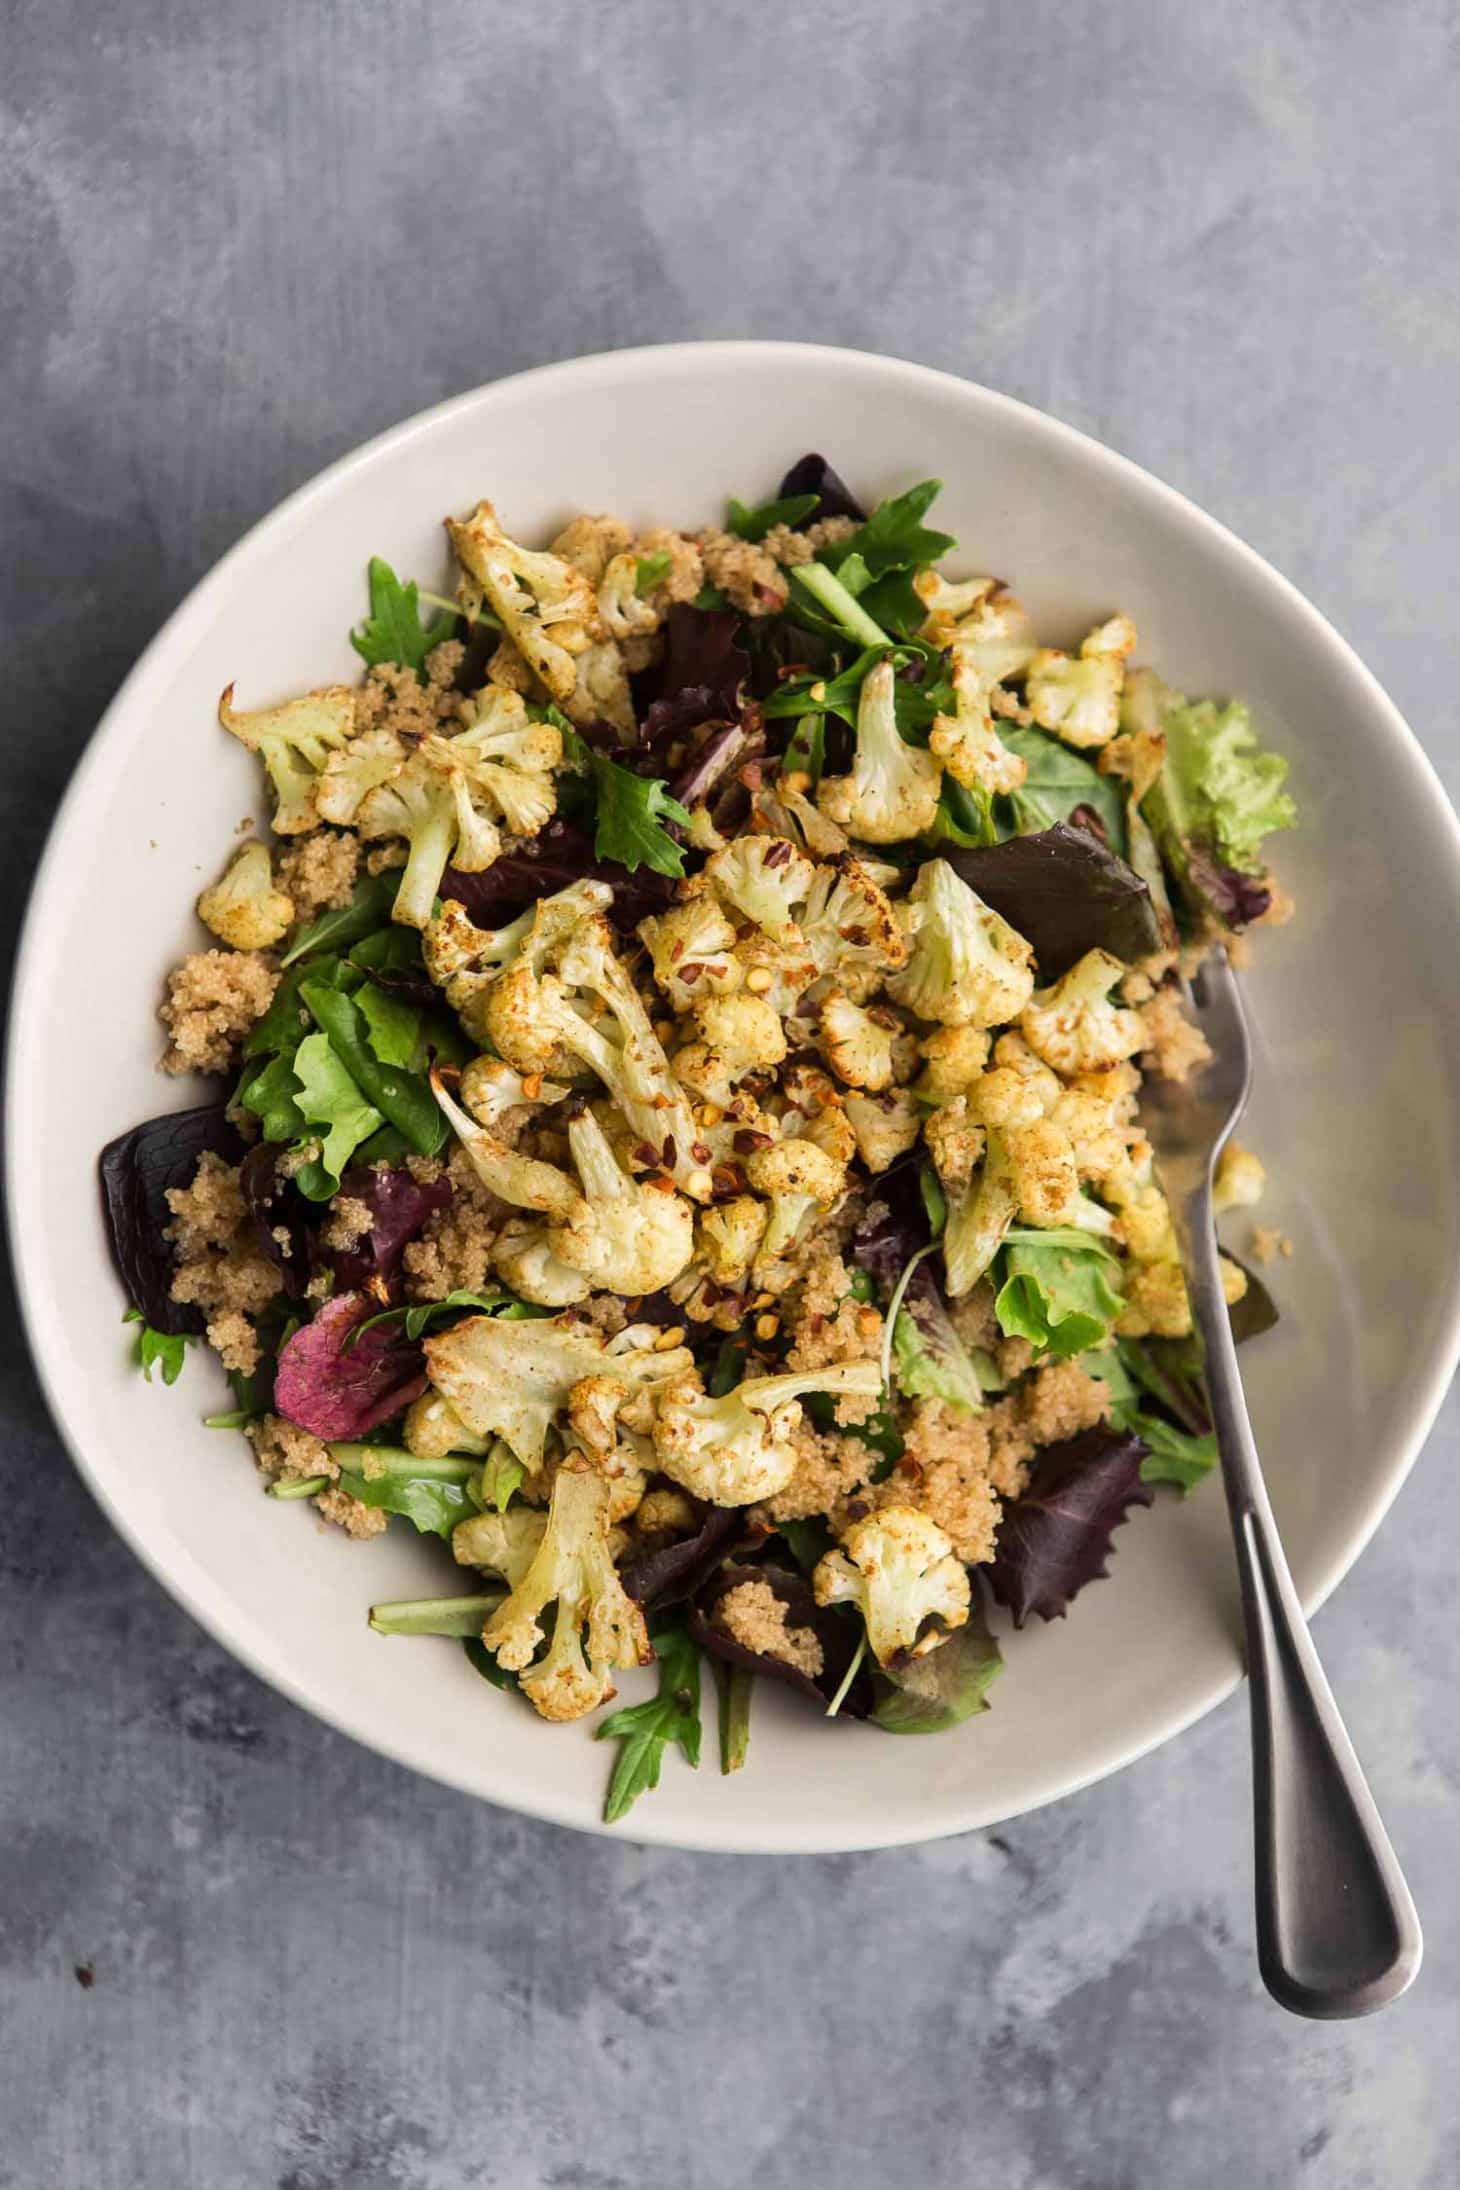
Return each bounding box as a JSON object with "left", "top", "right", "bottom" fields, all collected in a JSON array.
[
  {"left": 100, "top": 1105, "right": 245, "bottom": 1334},
  {"left": 325, "top": 1164, "right": 453, "bottom": 1298},
  {"left": 239, "top": 1142, "right": 315, "bottom": 1301},
  {"left": 619, "top": 1505, "right": 743, "bottom": 1609},
  {"left": 640, "top": 605, "right": 749, "bottom": 746},
  {"left": 273, "top": 1291, "right": 429, "bottom": 1440},
  {"left": 442, "top": 821, "right": 675, "bottom": 930},
  {"left": 1183, "top": 845, "right": 1273, "bottom": 929},
  {"left": 776, "top": 454, "right": 867, "bottom": 526},
  {"left": 944, "top": 824, "right": 1163, "bottom": 977},
  {"left": 987, "top": 1428, "right": 1154, "bottom": 1627},
  {"left": 689, "top": 1562, "right": 874, "bottom": 1718},
  {"left": 851, "top": 1157, "right": 932, "bottom": 1289}
]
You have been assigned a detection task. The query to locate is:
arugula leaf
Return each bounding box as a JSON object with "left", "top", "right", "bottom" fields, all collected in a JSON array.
[
  {"left": 781, "top": 712, "right": 826, "bottom": 783},
  {"left": 892, "top": 1263, "right": 987, "bottom": 1412},
  {"left": 856, "top": 566, "right": 929, "bottom": 640},
  {"left": 635, "top": 551, "right": 672, "bottom": 594},
  {"left": 998, "top": 725, "right": 1128, "bottom": 855},
  {"left": 1083, "top": 1346, "right": 1218, "bottom": 1491},
  {"left": 478, "top": 1447, "right": 526, "bottom": 1512},
  {"left": 280, "top": 872, "right": 399, "bottom": 969},
  {"left": 291, "top": 1030, "right": 384, "bottom": 1191},
  {"left": 762, "top": 644, "right": 889, "bottom": 723},
  {"left": 355, "top": 981, "right": 422, "bottom": 1069},
  {"left": 559, "top": 725, "right": 690, "bottom": 878},
  {"left": 351, "top": 555, "right": 458, "bottom": 675},
  {"left": 123, "top": 1308, "right": 192, "bottom": 1386},
  {"left": 727, "top": 490, "right": 821, "bottom": 542},
  {"left": 924, "top": 777, "right": 998, "bottom": 851},
  {"left": 919, "top": 1165, "right": 948, "bottom": 1237},
  {"left": 821, "top": 479, "right": 956, "bottom": 580},
  {"left": 596, "top": 1625, "right": 702, "bottom": 1823},
  {"left": 994, "top": 1230, "right": 1123, "bottom": 1359},
  {"left": 872, "top": 1608, "right": 1003, "bottom": 1733}
]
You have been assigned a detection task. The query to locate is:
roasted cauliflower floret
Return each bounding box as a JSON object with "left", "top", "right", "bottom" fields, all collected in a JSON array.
[
  {"left": 798, "top": 856, "right": 908, "bottom": 997},
  {"left": 812, "top": 1506, "right": 970, "bottom": 1667},
  {"left": 843, "top": 1088, "right": 923, "bottom": 1174},
  {"left": 651, "top": 1360, "right": 884, "bottom": 1505},
  {"left": 403, "top": 1391, "right": 492, "bottom": 1460},
  {"left": 1002, "top": 1117, "right": 1117, "bottom": 1236},
  {"left": 1020, "top": 949, "right": 1145, "bottom": 1077},
  {"left": 429, "top": 879, "right": 612, "bottom": 1050},
  {"left": 315, "top": 725, "right": 411, "bottom": 827},
  {"left": 196, "top": 842, "right": 294, "bottom": 951},
  {"left": 705, "top": 836, "right": 818, "bottom": 943},
  {"left": 637, "top": 888, "right": 745, "bottom": 1013},
  {"left": 697, "top": 1195, "right": 769, "bottom": 1287},
  {"left": 1024, "top": 618, "right": 1136, "bottom": 751},
  {"left": 819, "top": 991, "right": 899, "bottom": 1091},
  {"left": 942, "top": 1131, "right": 1020, "bottom": 1298},
  {"left": 924, "top": 1096, "right": 986, "bottom": 1195},
  {"left": 887, "top": 859, "right": 1035, "bottom": 1030},
  {"left": 548, "top": 1103, "right": 696, "bottom": 1296},
  {"left": 479, "top": 1461, "right": 650, "bottom": 1721},
  {"left": 447, "top": 499, "right": 602, "bottom": 706},
  {"left": 429, "top": 1065, "right": 584, "bottom": 1222},
  {"left": 914, "top": 1023, "right": 993, "bottom": 1101},
  {"left": 452, "top": 1506, "right": 547, "bottom": 1584},
  {"left": 745, "top": 1134, "right": 849, "bottom": 1294},
  {"left": 218, "top": 683, "right": 356, "bottom": 834},
  {"left": 423, "top": 1314, "right": 694, "bottom": 1470},
  {"left": 549, "top": 513, "right": 633, "bottom": 584},
  {"left": 928, "top": 643, "right": 1027, "bottom": 795},
  {"left": 816, "top": 660, "right": 941, "bottom": 844},
  {"left": 916, "top": 579, "right": 1036, "bottom": 687},
  {"left": 1214, "top": 1141, "right": 1267, "bottom": 1214},
  {"left": 459, "top": 1054, "right": 569, "bottom": 1130}
]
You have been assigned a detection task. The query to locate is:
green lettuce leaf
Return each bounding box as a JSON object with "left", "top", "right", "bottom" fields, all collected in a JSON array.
[
  {"left": 727, "top": 490, "right": 820, "bottom": 541},
  {"left": 351, "top": 555, "right": 458, "bottom": 675},
  {"left": 892, "top": 1266, "right": 988, "bottom": 1413},
  {"left": 1083, "top": 1346, "right": 1218, "bottom": 1491},
  {"left": 355, "top": 981, "right": 422, "bottom": 1068},
  {"left": 871, "top": 1607, "right": 1003, "bottom": 1733},
  {"left": 237, "top": 1050, "right": 307, "bottom": 1142},
  {"left": 559, "top": 723, "right": 690, "bottom": 878},
  {"left": 994, "top": 1229, "right": 1123, "bottom": 1358},
  {"left": 1159, "top": 692, "right": 1296, "bottom": 870}
]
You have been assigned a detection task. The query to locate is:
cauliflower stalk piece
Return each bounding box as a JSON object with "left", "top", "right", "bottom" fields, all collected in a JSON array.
[
  {"left": 480, "top": 1461, "right": 650, "bottom": 1721},
  {"left": 652, "top": 1359, "right": 884, "bottom": 1505},
  {"left": 196, "top": 842, "right": 294, "bottom": 951},
  {"left": 813, "top": 1506, "right": 970, "bottom": 1667},
  {"left": 928, "top": 643, "right": 1027, "bottom": 795},
  {"left": 430, "top": 1066, "right": 583, "bottom": 1221},
  {"left": 1020, "top": 948, "right": 1145, "bottom": 1077},
  {"left": 887, "top": 859, "right": 1035, "bottom": 1030},
  {"left": 1024, "top": 616, "right": 1137, "bottom": 751},
  {"left": 531, "top": 914, "right": 709, "bottom": 1200},
  {"left": 943, "top": 1130, "right": 1020, "bottom": 1297},
  {"left": 424, "top": 1314, "right": 695, "bottom": 1470},
  {"left": 218, "top": 683, "right": 355, "bottom": 834},
  {"left": 816, "top": 660, "right": 942, "bottom": 845}
]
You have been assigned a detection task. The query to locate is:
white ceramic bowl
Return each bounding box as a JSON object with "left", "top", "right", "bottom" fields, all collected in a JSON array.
[{"left": 9, "top": 343, "right": 1460, "bottom": 1852}]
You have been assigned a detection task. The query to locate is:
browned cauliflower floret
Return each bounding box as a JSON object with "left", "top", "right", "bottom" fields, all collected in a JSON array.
[{"left": 196, "top": 843, "right": 294, "bottom": 952}]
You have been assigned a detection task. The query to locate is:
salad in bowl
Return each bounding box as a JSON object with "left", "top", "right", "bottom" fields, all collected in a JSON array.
[{"left": 100, "top": 452, "right": 1295, "bottom": 1822}]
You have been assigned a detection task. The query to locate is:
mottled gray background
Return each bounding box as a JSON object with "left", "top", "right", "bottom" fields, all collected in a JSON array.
[{"left": 3, "top": 2, "right": 1457, "bottom": 2185}]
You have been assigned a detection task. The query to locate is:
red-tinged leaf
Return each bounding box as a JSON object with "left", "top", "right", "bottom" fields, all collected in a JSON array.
[
  {"left": 987, "top": 1428, "right": 1154, "bottom": 1627},
  {"left": 326, "top": 1164, "right": 453, "bottom": 1297},
  {"left": 1184, "top": 844, "right": 1273, "bottom": 929},
  {"left": 945, "top": 825, "right": 1162, "bottom": 976},
  {"left": 239, "top": 1141, "right": 314, "bottom": 1300},
  {"left": 776, "top": 453, "right": 868, "bottom": 526},
  {"left": 274, "top": 1292, "right": 428, "bottom": 1440},
  {"left": 689, "top": 1564, "right": 874, "bottom": 1718},
  {"left": 442, "top": 822, "right": 675, "bottom": 930},
  {"left": 100, "top": 1106, "right": 245, "bottom": 1334},
  {"left": 640, "top": 605, "right": 749, "bottom": 745},
  {"left": 619, "top": 1506, "right": 742, "bottom": 1609}
]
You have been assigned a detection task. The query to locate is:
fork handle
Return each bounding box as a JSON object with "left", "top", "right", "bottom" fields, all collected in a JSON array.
[{"left": 1183, "top": 1193, "right": 1422, "bottom": 2017}]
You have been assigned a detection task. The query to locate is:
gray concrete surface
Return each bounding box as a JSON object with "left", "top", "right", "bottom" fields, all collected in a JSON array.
[{"left": 3, "top": 3, "right": 1458, "bottom": 2184}]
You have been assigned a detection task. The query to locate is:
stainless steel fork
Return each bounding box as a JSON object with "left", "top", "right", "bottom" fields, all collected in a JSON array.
[{"left": 1141, "top": 949, "right": 1422, "bottom": 2017}]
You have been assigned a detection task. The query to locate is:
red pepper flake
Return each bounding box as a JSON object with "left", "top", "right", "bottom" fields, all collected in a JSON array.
[
  {"left": 691, "top": 1141, "right": 713, "bottom": 1164},
  {"left": 646, "top": 1174, "right": 678, "bottom": 1195},
  {"left": 679, "top": 962, "right": 705, "bottom": 986},
  {"left": 670, "top": 940, "right": 685, "bottom": 962},
  {"left": 633, "top": 1141, "right": 658, "bottom": 1166},
  {"left": 764, "top": 840, "right": 793, "bottom": 869},
  {"left": 660, "top": 1135, "right": 678, "bottom": 1169}
]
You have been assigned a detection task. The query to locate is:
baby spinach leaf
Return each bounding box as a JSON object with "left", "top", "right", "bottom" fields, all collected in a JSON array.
[
  {"left": 355, "top": 982, "right": 422, "bottom": 1069},
  {"left": 291, "top": 1031, "right": 384, "bottom": 1189},
  {"left": 336, "top": 1464, "right": 476, "bottom": 1540},
  {"left": 463, "top": 1636, "right": 521, "bottom": 1692},
  {"left": 300, "top": 982, "right": 446, "bottom": 1158},
  {"left": 237, "top": 1052, "right": 308, "bottom": 1144},
  {"left": 351, "top": 555, "right": 458, "bottom": 674},
  {"left": 871, "top": 1607, "right": 1003, "bottom": 1733},
  {"left": 999, "top": 725, "right": 1128, "bottom": 855},
  {"left": 775, "top": 1516, "right": 835, "bottom": 1576},
  {"left": 596, "top": 1625, "right": 702, "bottom": 1823}
]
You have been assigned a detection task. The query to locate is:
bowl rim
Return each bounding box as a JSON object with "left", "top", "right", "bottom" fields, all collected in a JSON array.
[{"left": 8, "top": 339, "right": 1460, "bottom": 1853}]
